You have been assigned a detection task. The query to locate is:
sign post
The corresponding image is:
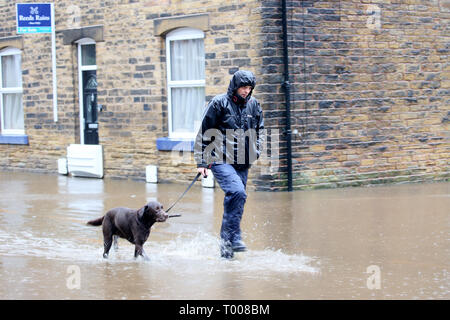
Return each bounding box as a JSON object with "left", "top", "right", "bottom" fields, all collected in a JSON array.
[{"left": 16, "top": 3, "right": 58, "bottom": 122}]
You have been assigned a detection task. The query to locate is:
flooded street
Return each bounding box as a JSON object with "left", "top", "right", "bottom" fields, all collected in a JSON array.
[{"left": 0, "top": 171, "right": 448, "bottom": 300}]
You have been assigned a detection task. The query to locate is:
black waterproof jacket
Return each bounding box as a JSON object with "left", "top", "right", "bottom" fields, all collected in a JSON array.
[{"left": 194, "top": 70, "right": 265, "bottom": 169}]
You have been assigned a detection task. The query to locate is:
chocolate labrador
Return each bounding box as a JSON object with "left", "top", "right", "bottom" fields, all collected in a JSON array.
[{"left": 87, "top": 201, "right": 168, "bottom": 260}]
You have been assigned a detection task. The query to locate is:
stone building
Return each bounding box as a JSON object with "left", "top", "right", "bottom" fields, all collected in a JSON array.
[{"left": 0, "top": 0, "right": 448, "bottom": 191}]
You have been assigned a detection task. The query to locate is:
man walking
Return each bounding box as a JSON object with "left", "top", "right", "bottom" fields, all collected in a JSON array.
[{"left": 194, "top": 70, "right": 264, "bottom": 259}]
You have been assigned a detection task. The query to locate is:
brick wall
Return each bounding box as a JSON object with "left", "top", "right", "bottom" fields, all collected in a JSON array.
[
  {"left": 0, "top": 0, "right": 448, "bottom": 191},
  {"left": 253, "top": 0, "right": 449, "bottom": 191},
  {"left": 0, "top": 0, "right": 263, "bottom": 184},
  {"left": 0, "top": 2, "right": 75, "bottom": 172}
]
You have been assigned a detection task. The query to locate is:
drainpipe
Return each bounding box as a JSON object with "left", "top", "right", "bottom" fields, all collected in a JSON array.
[{"left": 281, "top": 0, "right": 293, "bottom": 191}]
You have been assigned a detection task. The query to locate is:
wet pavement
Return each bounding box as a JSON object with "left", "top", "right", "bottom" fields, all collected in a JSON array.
[{"left": 0, "top": 171, "right": 448, "bottom": 299}]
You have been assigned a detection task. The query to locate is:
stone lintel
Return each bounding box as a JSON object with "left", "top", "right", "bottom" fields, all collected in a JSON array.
[{"left": 153, "top": 13, "right": 209, "bottom": 36}]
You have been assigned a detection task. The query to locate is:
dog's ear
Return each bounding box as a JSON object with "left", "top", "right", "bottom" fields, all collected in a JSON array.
[{"left": 137, "top": 205, "right": 148, "bottom": 219}]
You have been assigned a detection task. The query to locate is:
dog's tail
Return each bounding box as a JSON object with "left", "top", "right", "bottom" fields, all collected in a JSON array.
[{"left": 87, "top": 216, "right": 104, "bottom": 226}]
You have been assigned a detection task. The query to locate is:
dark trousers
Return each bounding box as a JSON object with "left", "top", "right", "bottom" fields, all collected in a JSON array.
[{"left": 211, "top": 163, "right": 249, "bottom": 244}]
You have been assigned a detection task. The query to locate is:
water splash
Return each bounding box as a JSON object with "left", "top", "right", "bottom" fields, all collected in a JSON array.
[
  {"left": 146, "top": 231, "right": 319, "bottom": 274},
  {"left": 0, "top": 230, "right": 318, "bottom": 274}
]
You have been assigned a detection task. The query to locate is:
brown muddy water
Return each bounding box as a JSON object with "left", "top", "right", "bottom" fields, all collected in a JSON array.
[{"left": 0, "top": 171, "right": 448, "bottom": 300}]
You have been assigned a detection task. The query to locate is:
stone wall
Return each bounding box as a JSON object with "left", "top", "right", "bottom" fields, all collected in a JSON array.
[
  {"left": 0, "top": 0, "right": 448, "bottom": 191},
  {"left": 0, "top": 0, "right": 262, "bottom": 184},
  {"left": 254, "top": 0, "right": 449, "bottom": 191}
]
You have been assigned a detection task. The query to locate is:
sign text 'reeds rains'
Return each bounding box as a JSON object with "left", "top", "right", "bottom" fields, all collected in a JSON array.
[{"left": 16, "top": 3, "right": 52, "bottom": 34}]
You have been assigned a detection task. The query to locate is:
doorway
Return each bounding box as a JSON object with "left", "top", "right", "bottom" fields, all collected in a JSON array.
[{"left": 77, "top": 39, "right": 98, "bottom": 145}]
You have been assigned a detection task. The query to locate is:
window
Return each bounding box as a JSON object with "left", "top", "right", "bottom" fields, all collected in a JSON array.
[
  {"left": 0, "top": 47, "right": 24, "bottom": 135},
  {"left": 166, "top": 28, "right": 205, "bottom": 139}
]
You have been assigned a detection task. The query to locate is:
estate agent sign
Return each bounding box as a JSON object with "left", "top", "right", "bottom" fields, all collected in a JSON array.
[
  {"left": 16, "top": 3, "right": 53, "bottom": 34},
  {"left": 16, "top": 3, "right": 58, "bottom": 122}
]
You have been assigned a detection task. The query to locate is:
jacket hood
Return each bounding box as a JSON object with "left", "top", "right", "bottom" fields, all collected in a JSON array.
[{"left": 227, "top": 70, "right": 256, "bottom": 103}]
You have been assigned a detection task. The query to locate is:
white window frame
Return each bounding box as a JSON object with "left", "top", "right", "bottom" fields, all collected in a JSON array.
[
  {"left": 76, "top": 38, "right": 97, "bottom": 145},
  {"left": 0, "top": 47, "right": 24, "bottom": 135},
  {"left": 166, "top": 28, "right": 205, "bottom": 139}
]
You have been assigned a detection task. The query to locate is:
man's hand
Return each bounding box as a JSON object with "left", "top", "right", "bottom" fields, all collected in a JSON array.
[{"left": 197, "top": 167, "right": 208, "bottom": 178}]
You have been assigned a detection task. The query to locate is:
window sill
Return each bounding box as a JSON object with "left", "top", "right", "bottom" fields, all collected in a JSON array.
[
  {"left": 0, "top": 134, "right": 29, "bottom": 145},
  {"left": 156, "top": 137, "right": 194, "bottom": 151}
]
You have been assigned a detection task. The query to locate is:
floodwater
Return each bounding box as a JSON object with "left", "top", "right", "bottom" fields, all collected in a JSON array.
[{"left": 0, "top": 171, "right": 448, "bottom": 300}]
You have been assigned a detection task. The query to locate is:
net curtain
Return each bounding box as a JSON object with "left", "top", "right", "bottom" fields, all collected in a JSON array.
[
  {"left": 1, "top": 53, "right": 23, "bottom": 131},
  {"left": 170, "top": 38, "right": 205, "bottom": 134}
]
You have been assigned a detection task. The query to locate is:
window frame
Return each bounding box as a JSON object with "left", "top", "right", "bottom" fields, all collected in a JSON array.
[
  {"left": 165, "top": 27, "right": 205, "bottom": 139},
  {"left": 0, "top": 47, "right": 24, "bottom": 135}
]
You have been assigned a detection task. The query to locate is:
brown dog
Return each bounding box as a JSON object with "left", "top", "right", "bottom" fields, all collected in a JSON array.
[{"left": 87, "top": 201, "right": 168, "bottom": 260}]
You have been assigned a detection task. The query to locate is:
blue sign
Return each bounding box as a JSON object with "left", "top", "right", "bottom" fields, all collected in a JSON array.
[{"left": 16, "top": 3, "right": 53, "bottom": 34}]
